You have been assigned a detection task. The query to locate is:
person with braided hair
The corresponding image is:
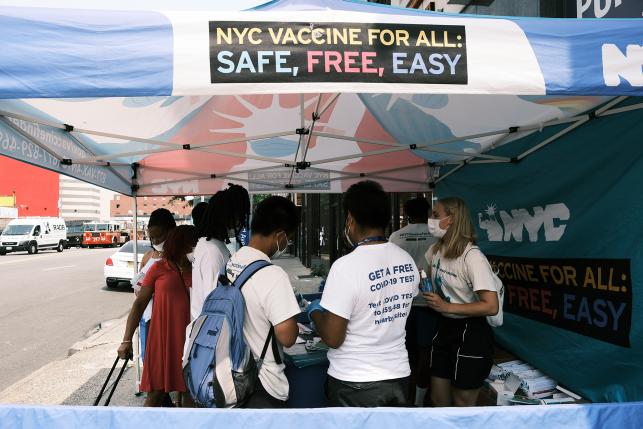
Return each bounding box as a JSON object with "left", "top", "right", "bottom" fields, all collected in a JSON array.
[{"left": 189, "top": 183, "right": 250, "bottom": 321}]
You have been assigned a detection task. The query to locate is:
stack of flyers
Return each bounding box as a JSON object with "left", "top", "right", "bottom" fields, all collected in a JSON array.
[
  {"left": 510, "top": 396, "right": 542, "bottom": 405},
  {"left": 542, "top": 397, "right": 574, "bottom": 405},
  {"left": 555, "top": 385, "right": 582, "bottom": 400},
  {"left": 305, "top": 337, "right": 329, "bottom": 352},
  {"left": 297, "top": 323, "right": 313, "bottom": 335},
  {"left": 497, "top": 360, "right": 525, "bottom": 369},
  {"left": 523, "top": 376, "right": 558, "bottom": 399},
  {"left": 489, "top": 365, "right": 507, "bottom": 381}
]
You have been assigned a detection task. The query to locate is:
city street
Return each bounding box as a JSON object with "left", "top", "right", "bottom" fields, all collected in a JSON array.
[{"left": 0, "top": 246, "right": 135, "bottom": 392}]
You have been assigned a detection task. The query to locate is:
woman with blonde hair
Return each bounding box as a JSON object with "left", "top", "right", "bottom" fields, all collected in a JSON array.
[{"left": 423, "top": 196, "right": 499, "bottom": 407}]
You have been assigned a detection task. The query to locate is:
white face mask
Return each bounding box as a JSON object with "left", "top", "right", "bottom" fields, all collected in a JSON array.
[
  {"left": 427, "top": 216, "right": 452, "bottom": 238},
  {"left": 186, "top": 247, "right": 195, "bottom": 266},
  {"left": 344, "top": 218, "right": 354, "bottom": 247},
  {"left": 270, "top": 232, "right": 287, "bottom": 260},
  {"left": 152, "top": 241, "right": 164, "bottom": 253}
]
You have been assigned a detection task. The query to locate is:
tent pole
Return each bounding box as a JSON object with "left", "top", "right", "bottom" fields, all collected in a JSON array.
[
  {"left": 309, "top": 163, "right": 428, "bottom": 177},
  {"left": 601, "top": 101, "right": 643, "bottom": 116},
  {"left": 67, "top": 161, "right": 131, "bottom": 166},
  {"left": 309, "top": 143, "right": 511, "bottom": 166},
  {"left": 317, "top": 93, "right": 340, "bottom": 118},
  {"left": 517, "top": 117, "right": 589, "bottom": 161},
  {"left": 63, "top": 114, "right": 579, "bottom": 165},
  {"left": 70, "top": 131, "right": 295, "bottom": 164},
  {"left": 137, "top": 165, "right": 286, "bottom": 189},
  {"left": 67, "top": 131, "right": 131, "bottom": 186},
  {"left": 307, "top": 164, "right": 430, "bottom": 185},
  {"left": 0, "top": 110, "right": 64, "bottom": 130},
  {"left": 67, "top": 97, "right": 641, "bottom": 170},
  {"left": 131, "top": 165, "right": 140, "bottom": 395},
  {"left": 518, "top": 96, "right": 628, "bottom": 161},
  {"left": 290, "top": 168, "right": 430, "bottom": 189},
  {"left": 132, "top": 166, "right": 139, "bottom": 275},
  {"left": 435, "top": 132, "right": 510, "bottom": 184},
  {"left": 300, "top": 93, "right": 305, "bottom": 129},
  {"left": 437, "top": 96, "right": 632, "bottom": 186},
  {"left": 301, "top": 95, "right": 323, "bottom": 163},
  {"left": 287, "top": 93, "right": 307, "bottom": 186}
]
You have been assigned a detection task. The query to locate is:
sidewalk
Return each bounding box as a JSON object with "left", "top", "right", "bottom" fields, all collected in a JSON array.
[
  {"left": 273, "top": 254, "right": 325, "bottom": 295},
  {"left": 0, "top": 254, "right": 318, "bottom": 407}
]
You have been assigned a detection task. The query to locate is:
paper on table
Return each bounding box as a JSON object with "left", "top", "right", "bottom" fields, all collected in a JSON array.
[
  {"left": 297, "top": 323, "right": 313, "bottom": 334},
  {"left": 305, "top": 337, "right": 329, "bottom": 351},
  {"left": 295, "top": 336, "right": 305, "bottom": 344},
  {"left": 556, "top": 385, "right": 582, "bottom": 400}
]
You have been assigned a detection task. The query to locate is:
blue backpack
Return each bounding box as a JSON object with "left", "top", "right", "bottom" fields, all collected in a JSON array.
[{"left": 182, "top": 260, "right": 282, "bottom": 408}]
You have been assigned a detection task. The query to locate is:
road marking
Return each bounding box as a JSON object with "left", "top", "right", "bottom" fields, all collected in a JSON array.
[
  {"left": 43, "top": 265, "right": 77, "bottom": 271},
  {"left": 0, "top": 250, "right": 83, "bottom": 265}
]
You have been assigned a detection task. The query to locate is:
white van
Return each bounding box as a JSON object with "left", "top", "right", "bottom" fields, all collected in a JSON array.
[{"left": 0, "top": 217, "right": 67, "bottom": 255}]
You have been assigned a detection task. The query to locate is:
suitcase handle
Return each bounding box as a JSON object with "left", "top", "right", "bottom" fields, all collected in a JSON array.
[{"left": 94, "top": 353, "right": 132, "bottom": 406}]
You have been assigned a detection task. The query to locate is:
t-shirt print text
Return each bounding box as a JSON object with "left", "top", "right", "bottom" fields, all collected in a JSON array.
[
  {"left": 226, "top": 261, "right": 248, "bottom": 281},
  {"left": 432, "top": 262, "right": 458, "bottom": 279},
  {"left": 367, "top": 264, "right": 415, "bottom": 325}
]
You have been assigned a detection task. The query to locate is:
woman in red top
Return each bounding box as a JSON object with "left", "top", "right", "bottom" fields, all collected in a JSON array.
[{"left": 118, "top": 225, "right": 196, "bottom": 407}]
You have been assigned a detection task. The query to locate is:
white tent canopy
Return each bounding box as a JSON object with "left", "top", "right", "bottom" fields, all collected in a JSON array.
[
  {"left": 2, "top": 0, "right": 643, "bottom": 406},
  {"left": 1, "top": 0, "right": 642, "bottom": 196}
]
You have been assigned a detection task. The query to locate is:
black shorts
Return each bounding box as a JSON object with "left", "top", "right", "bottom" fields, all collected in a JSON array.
[{"left": 430, "top": 316, "right": 494, "bottom": 390}]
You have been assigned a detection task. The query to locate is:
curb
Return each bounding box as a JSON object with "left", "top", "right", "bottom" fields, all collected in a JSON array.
[{"left": 68, "top": 315, "right": 128, "bottom": 357}]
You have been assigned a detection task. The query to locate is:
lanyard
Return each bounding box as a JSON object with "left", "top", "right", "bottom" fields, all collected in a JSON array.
[{"left": 350, "top": 236, "right": 388, "bottom": 253}]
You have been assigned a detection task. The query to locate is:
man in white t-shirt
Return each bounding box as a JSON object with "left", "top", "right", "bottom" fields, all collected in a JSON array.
[
  {"left": 389, "top": 197, "right": 438, "bottom": 407},
  {"left": 190, "top": 236, "right": 230, "bottom": 321},
  {"left": 225, "top": 196, "right": 300, "bottom": 408},
  {"left": 309, "top": 180, "right": 419, "bottom": 407}
]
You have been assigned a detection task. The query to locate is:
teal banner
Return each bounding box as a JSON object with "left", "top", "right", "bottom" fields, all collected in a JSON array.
[{"left": 436, "top": 97, "right": 643, "bottom": 403}]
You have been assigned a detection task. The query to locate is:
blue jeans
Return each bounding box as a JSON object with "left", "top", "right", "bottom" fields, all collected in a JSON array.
[{"left": 139, "top": 317, "right": 150, "bottom": 362}]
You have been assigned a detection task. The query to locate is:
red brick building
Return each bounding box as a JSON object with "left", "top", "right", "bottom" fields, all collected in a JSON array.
[
  {"left": 0, "top": 157, "right": 59, "bottom": 217},
  {"left": 111, "top": 195, "right": 193, "bottom": 222}
]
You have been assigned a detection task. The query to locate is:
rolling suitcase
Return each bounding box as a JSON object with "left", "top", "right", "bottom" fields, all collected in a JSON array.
[{"left": 94, "top": 354, "right": 132, "bottom": 406}]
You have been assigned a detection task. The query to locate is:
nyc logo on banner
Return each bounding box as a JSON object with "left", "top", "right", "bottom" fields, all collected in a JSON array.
[
  {"left": 477, "top": 202, "right": 632, "bottom": 348},
  {"left": 602, "top": 44, "right": 643, "bottom": 88},
  {"left": 208, "top": 22, "right": 468, "bottom": 85},
  {"left": 478, "top": 203, "right": 569, "bottom": 242}
]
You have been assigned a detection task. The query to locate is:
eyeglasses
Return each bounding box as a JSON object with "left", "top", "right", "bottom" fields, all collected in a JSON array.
[{"left": 283, "top": 232, "right": 294, "bottom": 247}]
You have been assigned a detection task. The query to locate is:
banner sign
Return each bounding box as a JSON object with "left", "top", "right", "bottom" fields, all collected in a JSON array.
[
  {"left": 566, "top": 0, "right": 643, "bottom": 18},
  {"left": 435, "top": 103, "right": 643, "bottom": 402},
  {"left": 247, "top": 169, "right": 331, "bottom": 192},
  {"left": 209, "top": 22, "right": 467, "bottom": 85},
  {"left": 489, "top": 254, "right": 632, "bottom": 348},
  {"left": 0, "top": 116, "right": 131, "bottom": 195},
  {"left": 238, "top": 227, "right": 249, "bottom": 247}
]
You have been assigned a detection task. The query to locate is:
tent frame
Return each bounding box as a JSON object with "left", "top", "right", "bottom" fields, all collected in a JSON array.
[{"left": 3, "top": 96, "right": 643, "bottom": 194}]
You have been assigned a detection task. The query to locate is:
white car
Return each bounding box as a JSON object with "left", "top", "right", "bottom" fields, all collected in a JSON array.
[{"left": 104, "top": 240, "right": 153, "bottom": 288}]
